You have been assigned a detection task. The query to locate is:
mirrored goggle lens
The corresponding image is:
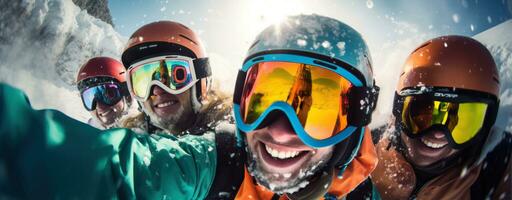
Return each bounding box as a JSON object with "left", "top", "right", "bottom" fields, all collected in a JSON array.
[
  {"left": 240, "top": 62, "right": 353, "bottom": 140},
  {"left": 81, "top": 83, "right": 123, "bottom": 111},
  {"left": 129, "top": 59, "right": 193, "bottom": 99},
  {"left": 401, "top": 95, "right": 488, "bottom": 144}
]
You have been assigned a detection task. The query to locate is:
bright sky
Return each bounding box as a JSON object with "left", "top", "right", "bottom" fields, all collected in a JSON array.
[{"left": 108, "top": 0, "right": 512, "bottom": 126}]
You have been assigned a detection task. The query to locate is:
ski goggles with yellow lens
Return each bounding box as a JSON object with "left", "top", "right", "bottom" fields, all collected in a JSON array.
[
  {"left": 233, "top": 52, "right": 379, "bottom": 148},
  {"left": 393, "top": 87, "right": 499, "bottom": 148},
  {"left": 127, "top": 55, "right": 211, "bottom": 101}
]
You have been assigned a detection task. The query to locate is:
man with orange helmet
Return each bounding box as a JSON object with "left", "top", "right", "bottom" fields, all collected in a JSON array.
[
  {"left": 120, "top": 21, "right": 230, "bottom": 135},
  {"left": 76, "top": 57, "right": 133, "bottom": 129},
  {"left": 371, "top": 35, "right": 511, "bottom": 199}
]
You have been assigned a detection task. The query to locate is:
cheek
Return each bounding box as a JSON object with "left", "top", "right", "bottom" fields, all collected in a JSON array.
[{"left": 312, "top": 146, "right": 333, "bottom": 160}]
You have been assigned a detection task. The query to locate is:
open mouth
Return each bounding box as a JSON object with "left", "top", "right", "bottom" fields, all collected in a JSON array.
[
  {"left": 155, "top": 100, "right": 179, "bottom": 108},
  {"left": 420, "top": 137, "right": 448, "bottom": 149},
  {"left": 258, "top": 141, "right": 310, "bottom": 172}
]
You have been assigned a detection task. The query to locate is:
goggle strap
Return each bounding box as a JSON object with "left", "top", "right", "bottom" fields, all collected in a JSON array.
[
  {"left": 233, "top": 70, "right": 247, "bottom": 105},
  {"left": 347, "top": 85, "right": 380, "bottom": 126},
  {"left": 193, "top": 57, "right": 212, "bottom": 79}
]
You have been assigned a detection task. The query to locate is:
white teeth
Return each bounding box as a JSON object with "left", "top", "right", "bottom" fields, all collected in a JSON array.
[
  {"left": 421, "top": 138, "right": 447, "bottom": 149},
  {"left": 264, "top": 144, "right": 301, "bottom": 159},
  {"left": 156, "top": 100, "right": 177, "bottom": 108},
  {"left": 99, "top": 110, "right": 111, "bottom": 117}
]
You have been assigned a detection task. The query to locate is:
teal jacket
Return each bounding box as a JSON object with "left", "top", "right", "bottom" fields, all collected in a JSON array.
[{"left": 0, "top": 84, "right": 217, "bottom": 199}]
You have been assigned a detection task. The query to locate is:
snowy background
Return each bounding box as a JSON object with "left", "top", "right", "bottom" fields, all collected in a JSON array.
[{"left": 0, "top": 0, "right": 510, "bottom": 132}]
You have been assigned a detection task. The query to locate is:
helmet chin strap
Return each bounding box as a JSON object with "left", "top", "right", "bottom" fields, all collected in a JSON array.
[{"left": 189, "top": 84, "right": 202, "bottom": 114}]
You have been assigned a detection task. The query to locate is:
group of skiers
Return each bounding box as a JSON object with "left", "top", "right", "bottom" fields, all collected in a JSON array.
[{"left": 0, "top": 14, "right": 510, "bottom": 199}]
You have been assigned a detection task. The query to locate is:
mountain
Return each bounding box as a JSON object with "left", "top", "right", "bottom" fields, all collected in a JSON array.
[
  {"left": 72, "top": 0, "right": 114, "bottom": 26},
  {"left": 0, "top": 0, "right": 125, "bottom": 122},
  {"left": 474, "top": 19, "right": 512, "bottom": 132}
]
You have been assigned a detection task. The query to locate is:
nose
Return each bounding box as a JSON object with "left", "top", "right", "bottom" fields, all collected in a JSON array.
[
  {"left": 267, "top": 115, "right": 299, "bottom": 143},
  {"left": 152, "top": 86, "right": 167, "bottom": 96}
]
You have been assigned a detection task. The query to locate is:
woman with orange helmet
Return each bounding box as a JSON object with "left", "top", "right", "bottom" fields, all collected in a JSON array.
[
  {"left": 76, "top": 56, "right": 133, "bottom": 129},
  {"left": 121, "top": 21, "right": 230, "bottom": 135},
  {"left": 371, "top": 35, "right": 511, "bottom": 199}
]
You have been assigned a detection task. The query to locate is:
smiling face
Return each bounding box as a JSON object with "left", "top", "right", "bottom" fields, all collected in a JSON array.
[
  {"left": 142, "top": 85, "right": 195, "bottom": 133},
  {"left": 401, "top": 129, "right": 460, "bottom": 167},
  {"left": 245, "top": 115, "right": 333, "bottom": 193},
  {"left": 90, "top": 99, "right": 125, "bottom": 127}
]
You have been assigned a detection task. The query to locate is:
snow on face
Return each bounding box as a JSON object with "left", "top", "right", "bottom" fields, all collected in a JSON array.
[{"left": 244, "top": 116, "right": 333, "bottom": 194}]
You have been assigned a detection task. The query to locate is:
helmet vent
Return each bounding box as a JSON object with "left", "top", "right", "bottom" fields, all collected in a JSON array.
[
  {"left": 178, "top": 23, "right": 191, "bottom": 30},
  {"left": 493, "top": 76, "right": 500, "bottom": 84},
  {"left": 249, "top": 40, "right": 260, "bottom": 49},
  {"left": 179, "top": 34, "right": 198, "bottom": 45}
]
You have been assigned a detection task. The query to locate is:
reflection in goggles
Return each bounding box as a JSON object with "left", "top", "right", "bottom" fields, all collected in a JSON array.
[
  {"left": 129, "top": 59, "right": 193, "bottom": 99},
  {"left": 240, "top": 62, "right": 353, "bottom": 140},
  {"left": 402, "top": 95, "right": 488, "bottom": 144}
]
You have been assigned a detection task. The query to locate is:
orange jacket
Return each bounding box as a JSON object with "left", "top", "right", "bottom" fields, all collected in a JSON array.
[{"left": 235, "top": 128, "right": 378, "bottom": 200}]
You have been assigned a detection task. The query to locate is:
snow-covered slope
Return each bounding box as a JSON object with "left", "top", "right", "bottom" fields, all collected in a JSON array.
[
  {"left": 0, "top": 0, "right": 126, "bottom": 122},
  {"left": 474, "top": 20, "right": 512, "bottom": 132}
]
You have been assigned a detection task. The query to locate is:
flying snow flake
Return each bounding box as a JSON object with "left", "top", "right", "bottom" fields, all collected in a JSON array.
[
  {"left": 470, "top": 24, "right": 475, "bottom": 32},
  {"left": 444, "top": 42, "right": 448, "bottom": 48},
  {"left": 460, "top": 166, "right": 468, "bottom": 177},
  {"left": 208, "top": 146, "right": 214, "bottom": 152},
  {"left": 321, "top": 40, "right": 331, "bottom": 48},
  {"left": 452, "top": 14, "right": 460, "bottom": 23},
  {"left": 297, "top": 39, "right": 307, "bottom": 47},
  {"left": 366, "top": 0, "right": 374, "bottom": 9},
  {"left": 160, "top": 7, "right": 166, "bottom": 12},
  {"left": 434, "top": 62, "right": 442, "bottom": 66},
  {"left": 487, "top": 16, "right": 493, "bottom": 24}
]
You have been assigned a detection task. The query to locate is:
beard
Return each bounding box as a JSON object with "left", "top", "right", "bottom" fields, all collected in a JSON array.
[
  {"left": 146, "top": 102, "right": 195, "bottom": 134},
  {"left": 245, "top": 145, "right": 332, "bottom": 194}
]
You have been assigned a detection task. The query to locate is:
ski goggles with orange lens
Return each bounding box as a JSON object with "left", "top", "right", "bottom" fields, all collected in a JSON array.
[
  {"left": 233, "top": 52, "right": 379, "bottom": 148},
  {"left": 394, "top": 87, "right": 498, "bottom": 148},
  {"left": 127, "top": 55, "right": 211, "bottom": 101}
]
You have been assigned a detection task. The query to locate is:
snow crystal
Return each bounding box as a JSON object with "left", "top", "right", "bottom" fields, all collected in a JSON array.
[
  {"left": 337, "top": 41, "right": 346, "bottom": 56},
  {"left": 297, "top": 39, "right": 307, "bottom": 47},
  {"left": 321, "top": 40, "right": 331, "bottom": 49},
  {"left": 218, "top": 192, "right": 230, "bottom": 198},
  {"left": 366, "top": 0, "right": 374, "bottom": 9},
  {"left": 460, "top": 166, "right": 468, "bottom": 177},
  {"left": 452, "top": 14, "right": 460, "bottom": 23}
]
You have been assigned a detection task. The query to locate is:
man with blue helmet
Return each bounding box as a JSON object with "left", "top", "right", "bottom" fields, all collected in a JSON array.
[{"left": 0, "top": 14, "right": 380, "bottom": 199}]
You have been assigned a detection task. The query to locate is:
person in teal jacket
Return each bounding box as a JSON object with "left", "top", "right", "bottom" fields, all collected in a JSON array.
[{"left": 0, "top": 14, "right": 381, "bottom": 199}]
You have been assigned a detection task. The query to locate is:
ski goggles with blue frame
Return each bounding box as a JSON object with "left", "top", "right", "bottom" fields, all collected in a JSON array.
[{"left": 233, "top": 50, "right": 379, "bottom": 148}]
